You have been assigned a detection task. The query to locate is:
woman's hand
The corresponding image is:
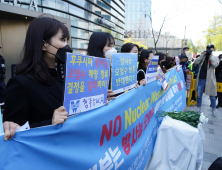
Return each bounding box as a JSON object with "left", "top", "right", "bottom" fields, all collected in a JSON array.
[
  {"left": 139, "top": 79, "right": 146, "bottom": 86},
  {"left": 52, "top": 106, "right": 68, "bottom": 125},
  {"left": 156, "top": 75, "right": 160, "bottom": 80},
  {"left": 135, "top": 81, "right": 139, "bottom": 89},
  {"left": 3, "top": 121, "right": 20, "bottom": 141},
  {"left": 107, "top": 90, "right": 116, "bottom": 101},
  {"left": 105, "top": 90, "right": 116, "bottom": 106}
]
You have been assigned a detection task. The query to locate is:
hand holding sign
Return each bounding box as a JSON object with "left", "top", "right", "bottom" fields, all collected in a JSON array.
[{"left": 52, "top": 106, "right": 68, "bottom": 125}]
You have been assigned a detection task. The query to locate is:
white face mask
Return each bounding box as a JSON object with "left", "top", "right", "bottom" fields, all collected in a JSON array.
[
  {"left": 105, "top": 47, "right": 117, "bottom": 59},
  {"left": 220, "top": 58, "right": 222, "bottom": 61},
  {"left": 185, "top": 51, "right": 189, "bottom": 55}
]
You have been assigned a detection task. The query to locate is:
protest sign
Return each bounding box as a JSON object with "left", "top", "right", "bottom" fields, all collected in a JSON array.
[
  {"left": 111, "top": 53, "right": 137, "bottom": 94},
  {"left": 175, "top": 56, "right": 180, "bottom": 72},
  {"left": 0, "top": 68, "right": 186, "bottom": 170},
  {"left": 157, "top": 67, "right": 168, "bottom": 91},
  {"left": 145, "top": 55, "right": 159, "bottom": 84},
  {"left": 64, "top": 53, "right": 110, "bottom": 115}
]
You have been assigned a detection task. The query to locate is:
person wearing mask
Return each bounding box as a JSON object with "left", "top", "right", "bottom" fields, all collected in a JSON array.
[
  {"left": 3, "top": 16, "right": 72, "bottom": 140},
  {"left": 86, "top": 32, "right": 117, "bottom": 98},
  {"left": 137, "top": 50, "right": 153, "bottom": 85},
  {"left": 163, "top": 56, "right": 175, "bottom": 71},
  {"left": 194, "top": 44, "right": 219, "bottom": 116},
  {"left": 87, "top": 32, "right": 115, "bottom": 59},
  {"left": 179, "top": 47, "right": 189, "bottom": 59},
  {"left": 179, "top": 54, "right": 189, "bottom": 82},
  {"left": 155, "top": 52, "right": 167, "bottom": 73},
  {"left": 215, "top": 54, "right": 222, "bottom": 108}
]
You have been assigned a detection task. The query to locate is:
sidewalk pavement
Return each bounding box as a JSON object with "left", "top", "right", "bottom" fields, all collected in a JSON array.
[{"left": 184, "top": 93, "right": 222, "bottom": 170}]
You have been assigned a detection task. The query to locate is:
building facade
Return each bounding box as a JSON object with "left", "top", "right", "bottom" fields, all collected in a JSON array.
[
  {"left": 124, "top": 0, "right": 151, "bottom": 38},
  {"left": 0, "top": 0, "right": 125, "bottom": 82}
]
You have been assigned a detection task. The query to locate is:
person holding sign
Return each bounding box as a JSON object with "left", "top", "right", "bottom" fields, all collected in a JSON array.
[
  {"left": 137, "top": 50, "right": 153, "bottom": 85},
  {"left": 87, "top": 32, "right": 116, "bottom": 101},
  {"left": 87, "top": 32, "right": 116, "bottom": 59},
  {"left": 3, "top": 16, "right": 72, "bottom": 140}
]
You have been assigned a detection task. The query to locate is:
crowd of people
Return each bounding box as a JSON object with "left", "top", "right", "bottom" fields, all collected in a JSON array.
[{"left": 1, "top": 15, "right": 222, "bottom": 141}]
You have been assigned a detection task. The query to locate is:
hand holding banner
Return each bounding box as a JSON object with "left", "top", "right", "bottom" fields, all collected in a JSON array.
[{"left": 64, "top": 53, "right": 110, "bottom": 115}]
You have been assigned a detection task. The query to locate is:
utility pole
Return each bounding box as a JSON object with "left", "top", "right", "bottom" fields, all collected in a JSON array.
[
  {"left": 184, "top": 26, "right": 186, "bottom": 40},
  {"left": 182, "top": 26, "right": 186, "bottom": 48}
]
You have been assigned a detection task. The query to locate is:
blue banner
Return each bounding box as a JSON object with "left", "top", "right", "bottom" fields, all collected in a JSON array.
[
  {"left": 111, "top": 53, "right": 137, "bottom": 94},
  {"left": 0, "top": 68, "right": 186, "bottom": 170},
  {"left": 64, "top": 53, "right": 110, "bottom": 115}
]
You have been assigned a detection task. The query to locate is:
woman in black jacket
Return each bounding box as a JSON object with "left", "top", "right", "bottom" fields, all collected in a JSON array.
[
  {"left": 3, "top": 16, "right": 74, "bottom": 140},
  {"left": 137, "top": 50, "right": 153, "bottom": 85}
]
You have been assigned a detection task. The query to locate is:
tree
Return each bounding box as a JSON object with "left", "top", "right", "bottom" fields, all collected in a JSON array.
[
  {"left": 162, "top": 32, "right": 177, "bottom": 55},
  {"left": 141, "top": 0, "right": 184, "bottom": 53},
  {"left": 187, "top": 40, "right": 205, "bottom": 54},
  {"left": 203, "top": 15, "right": 222, "bottom": 51},
  {"left": 124, "top": 31, "right": 134, "bottom": 38}
]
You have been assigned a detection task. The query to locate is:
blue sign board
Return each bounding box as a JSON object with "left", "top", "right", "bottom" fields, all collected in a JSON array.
[
  {"left": 146, "top": 55, "right": 159, "bottom": 84},
  {"left": 111, "top": 53, "right": 137, "bottom": 94},
  {"left": 64, "top": 53, "right": 110, "bottom": 115}
]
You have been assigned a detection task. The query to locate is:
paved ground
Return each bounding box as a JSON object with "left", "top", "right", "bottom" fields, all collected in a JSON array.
[{"left": 184, "top": 94, "right": 222, "bottom": 170}]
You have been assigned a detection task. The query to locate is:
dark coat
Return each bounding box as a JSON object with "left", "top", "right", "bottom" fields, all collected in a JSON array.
[
  {"left": 3, "top": 71, "right": 63, "bottom": 128},
  {"left": 215, "top": 60, "right": 222, "bottom": 82}
]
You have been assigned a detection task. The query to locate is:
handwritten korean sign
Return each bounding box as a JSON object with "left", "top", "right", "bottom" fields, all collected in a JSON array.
[
  {"left": 111, "top": 53, "right": 137, "bottom": 94},
  {"left": 157, "top": 67, "right": 168, "bottom": 91},
  {"left": 64, "top": 53, "right": 110, "bottom": 115},
  {"left": 145, "top": 55, "right": 159, "bottom": 84},
  {"left": 175, "top": 56, "right": 180, "bottom": 72}
]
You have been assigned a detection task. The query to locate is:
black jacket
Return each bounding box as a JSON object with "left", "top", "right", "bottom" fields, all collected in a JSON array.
[
  {"left": 137, "top": 69, "right": 146, "bottom": 84},
  {"left": 3, "top": 70, "right": 63, "bottom": 128},
  {"left": 215, "top": 60, "right": 222, "bottom": 82}
]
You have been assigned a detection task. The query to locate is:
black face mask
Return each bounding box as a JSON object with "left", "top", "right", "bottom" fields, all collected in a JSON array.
[
  {"left": 161, "top": 60, "right": 167, "bottom": 67},
  {"left": 46, "top": 42, "right": 73, "bottom": 82},
  {"left": 46, "top": 43, "right": 73, "bottom": 64}
]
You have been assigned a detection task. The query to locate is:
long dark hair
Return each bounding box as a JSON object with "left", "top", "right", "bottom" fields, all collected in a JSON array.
[
  {"left": 15, "top": 15, "right": 69, "bottom": 83},
  {"left": 87, "top": 32, "right": 115, "bottom": 58},
  {"left": 121, "top": 43, "right": 138, "bottom": 53},
  {"left": 155, "top": 52, "right": 166, "bottom": 73},
  {"left": 138, "top": 50, "right": 152, "bottom": 72}
]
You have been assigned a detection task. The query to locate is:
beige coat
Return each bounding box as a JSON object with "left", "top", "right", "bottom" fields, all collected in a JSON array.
[{"left": 194, "top": 53, "right": 219, "bottom": 96}]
